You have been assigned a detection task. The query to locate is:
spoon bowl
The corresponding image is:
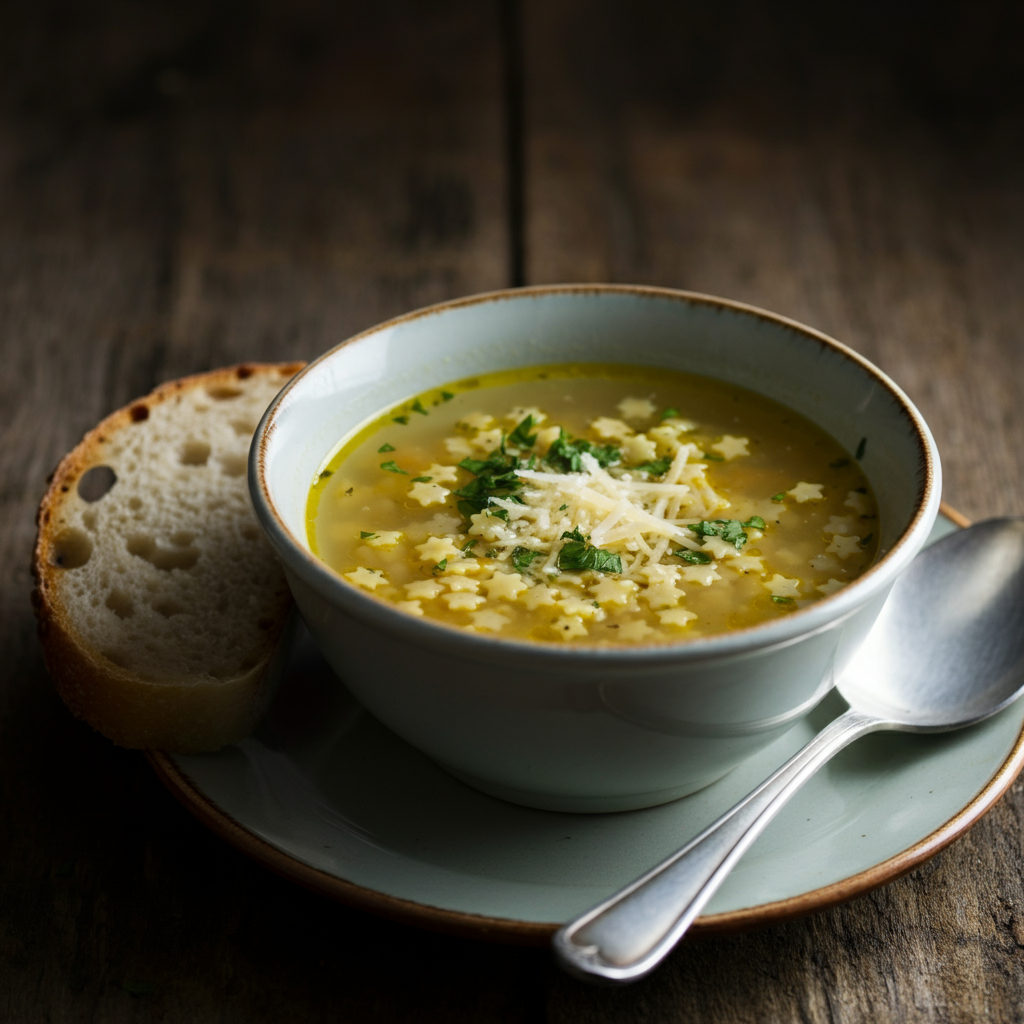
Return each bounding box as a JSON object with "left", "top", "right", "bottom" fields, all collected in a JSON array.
[
  {"left": 838, "top": 518, "right": 1024, "bottom": 729},
  {"left": 555, "top": 518, "right": 1024, "bottom": 983}
]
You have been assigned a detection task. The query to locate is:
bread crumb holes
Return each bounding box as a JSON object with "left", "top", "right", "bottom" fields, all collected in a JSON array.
[
  {"left": 152, "top": 598, "right": 187, "bottom": 618},
  {"left": 180, "top": 441, "right": 211, "bottom": 466},
  {"left": 106, "top": 590, "right": 134, "bottom": 619},
  {"left": 127, "top": 534, "right": 200, "bottom": 571},
  {"left": 78, "top": 465, "right": 117, "bottom": 502},
  {"left": 51, "top": 528, "right": 92, "bottom": 569}
]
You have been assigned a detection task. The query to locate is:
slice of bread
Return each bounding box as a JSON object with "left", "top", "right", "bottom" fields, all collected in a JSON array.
[{"left": 32, "top": 362, "right": 305, "bottom": 753}]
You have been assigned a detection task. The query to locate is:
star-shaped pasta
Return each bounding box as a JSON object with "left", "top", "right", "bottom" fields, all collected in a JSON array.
[
  {"left": 481, "top": 571, "right": 528, "bottom": 601},
  {"left": 710, "top": 435, "right": 749, "bottom": 460},
  {"left": 364, "top": 531, "right": 403, "bottom": 549},
  {"left": 415, "top": 536, "right": 463, "bottom": 563},
  {"left": 469, "top": 609, "right": 509, "bottom": 632},
  {"left": 617, "top": 397, "right": 656, "bottom": 421},
  {"left": 590, "top": 417, "right": 634, "bottom": 441},
  {"left": 658, "top": 607, "right": 697, "bottom": 628},
  {"left": 787, "top": 482, "right": 824, "bottom": 503},
  {"left": 409, "top": 481, "right": 450, "bottom": 506},
  {"left": 681, "top": 564, "right": 722, "bottom": 586},
  {"left": 344, "top": 567, "right": 388, "bottom": 590},
  {"left": 442, "top": 592, "right": 485, "bottom": 611},
  {"left": 589, "top": 578, "right": 639, "bottom": 606},
  {"left": 827, "top": 534, "right": 863, "bottom": 559},
  {"left": 764, "top": 574, "right": 801, "bottom": 598}
]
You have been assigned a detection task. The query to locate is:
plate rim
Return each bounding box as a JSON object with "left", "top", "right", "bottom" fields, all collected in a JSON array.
[{"left": 148, "top": 502, "right": 1024, "bottom": 946}]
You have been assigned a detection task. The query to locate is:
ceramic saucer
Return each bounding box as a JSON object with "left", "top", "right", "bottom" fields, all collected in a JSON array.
[{"left": 149, "top": 507, "right": 1024, "bottom": 942}]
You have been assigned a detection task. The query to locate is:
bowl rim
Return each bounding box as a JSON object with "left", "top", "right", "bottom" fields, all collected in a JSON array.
[{"left": 250, "top": 283, "right": 941, "bottom": 668}]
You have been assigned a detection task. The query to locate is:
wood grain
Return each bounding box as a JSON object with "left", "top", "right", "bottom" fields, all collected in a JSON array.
[{"left": 3, "top": 0, "right": 1024, "bottom": 1021}]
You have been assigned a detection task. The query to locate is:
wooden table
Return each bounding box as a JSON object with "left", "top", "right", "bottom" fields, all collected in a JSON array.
[{"left": 3, "top": 2, "right": 1024, "bottom": 1020}]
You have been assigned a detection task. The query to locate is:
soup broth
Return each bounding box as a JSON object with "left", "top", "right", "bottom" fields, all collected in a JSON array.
[{"left": 308, "top": 365, "right": 879, "bottom": 645}]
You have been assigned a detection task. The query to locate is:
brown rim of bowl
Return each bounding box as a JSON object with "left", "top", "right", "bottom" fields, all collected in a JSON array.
[
  {"left": 252, "top": 283, "right": 940, "bottom": 667},
  {"left": 147, "top": 505, "right": 1024, "bottom": 947}
]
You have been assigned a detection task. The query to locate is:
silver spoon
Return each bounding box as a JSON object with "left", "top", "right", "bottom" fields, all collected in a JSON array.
[{"left": 554, "top": 517, "right": 1024, "bottom": 984}]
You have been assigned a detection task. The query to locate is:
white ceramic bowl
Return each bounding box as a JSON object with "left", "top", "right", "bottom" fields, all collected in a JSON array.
[{"left": 250, "top": 285, "right": 941, "bottom": 812}]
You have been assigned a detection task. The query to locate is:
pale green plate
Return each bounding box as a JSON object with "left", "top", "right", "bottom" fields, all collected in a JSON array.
[{"left": 152, "top": 510, "right": 1024, "bottom": 942}]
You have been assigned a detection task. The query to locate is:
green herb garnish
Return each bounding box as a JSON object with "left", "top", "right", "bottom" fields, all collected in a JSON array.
[
  {"left": 455, "top": 448, "right": 527, "bottom": 518},
  {"left": 411, "top": 475, "right": 433, "bottom": 483},
  {"left": 359, "top": 531, "right": 376, "bottom": 539},
  {"left": 689, "top": 517, "right": 764, "bottom": 551},
  {"left": 545, "top": 429, "right": 621, "bottom": 473},
  {"left": 380, "top": 460, "right": 408, "bottom": 474},
  {"left": 508, "top": 415, "right": 538, "bottom": 449},
  {"left": 461, "top": 539, "right": 478, "bottom": 552},
  {"left": 771, "top": 595, "right": 795, "bottom": 604},
  {"left": 411, "top": 400, "right": 428, "bottom": 416},
  {"left": 392, "top": 415, "right": 409, "bottom": 425},
  {"left": 556, "top": 527, "right": 622, "bottom": 574},
  {"left": 433, "top": 558, "right": 448, "bottom": 573},
  {"left": 440, "top": 391, "right": 454, "bottom": 402},
  {"left": 511, "top": 546, "right": 541, "bottom": 571},
  {"left": 559, "top": 503, "right": 568, "bottom": 511},
  {"left": 660, "top": 407, "right": 680, "bottom": 421},
  {"left": 702, "top": 452, "right": 724, "bottom": 462},
  {"left": 855, "top": 437, "right": 867, "bottom": 460},
  {"left": 860, "top": 533, "right": 874, "bottom": 547},
  {"left": 771, "top": 492, "right": 786, "bottom": 503},
  {"left": 378, "top": 443, "right": 396, "bottom": 453},
  {"left": 319, "top": 469, "right": 333, "bottom": 478},
  {"left": 674, "top": 549, "right": 713, "bottom": 565},
  {"left": 634, "top": 456, "right": 673, "bottom": 476}
]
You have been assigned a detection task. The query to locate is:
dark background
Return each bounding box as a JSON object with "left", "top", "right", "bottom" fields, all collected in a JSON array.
[{"left": 3, "top": 2, "right": 1024, "bottom": 1020}]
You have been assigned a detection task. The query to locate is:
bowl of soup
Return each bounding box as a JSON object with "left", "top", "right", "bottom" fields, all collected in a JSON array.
[{"left": 250, "top": 285, "right": 940, "bottom": 812}]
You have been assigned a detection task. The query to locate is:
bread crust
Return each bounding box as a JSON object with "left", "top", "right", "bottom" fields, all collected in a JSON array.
[{"left": 32, "top": 362, "right": 304, "bottom": 753}]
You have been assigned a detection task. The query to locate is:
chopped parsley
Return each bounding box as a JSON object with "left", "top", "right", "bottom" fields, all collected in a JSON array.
[
  {"left": 359, "top": 531, "right": 376, "bottom": 539},
  {"left": 508, "top": 415, "right": 538, "bottom": 449},
  {"left": 855, "top": 437, "right": 867, "bottom": 460},
  {"left": 660, "top": 407, "right": 680, "bottom": 421},
  {"left": 544, "top": 429, "right": 621, "bottom": 473},
  {"left": 771, "top": 492, "right": 786, "bottom": 503},
  {"left": 411, "top": 475, "right": 433, "bottom": 483},
  {"left": 702, "top": 452, "right": 724, "bottom": 462},
  {"left": 771, "top": 595, "right": 795, "bottom": 605},
  {"left": 511, "top": 546, "right": 541, "bottom": 571},
  {"left": 440, "top": 391, "right": 454, "bottom": 402},
  {"left": 674, "top": 549, "right": 713, "bottom": 565},
  {"left": 411, "top": 399, "right": 428, "bottom": 416},
  {"left": 556, "top": 527, "right": 622, "bottom": 574},
  {"left": 461, "top": 539, "right": 478, "bottom": 553},
  {"left": 392, "top": 415, "right": 409, "bottom": 425},
  {"left": 634, "top": 456, "right": 673, "bottom": 476},
  {"left": 559, "top": 503, "right": 568, "bottom": 511},
  {"left": 319, "top": 469, "right": 333, "bottom": 479},
  {"left": 689, "top": 517, "right": 764, "bottom": 551},
  {"left": 432, "top": 558, "right": 448, "bottom": 573},
  {"left": 378, "top": 443, "right": 396, "bottom": 453},
  {"left": 860, "top": 533, "right": 874, "bottom": 547},
  {"left": 454, "top": 447, "right": 527, "bottom": 519},
  {"left": 380, "top": 460, "right": 408, "bottom": 474}
]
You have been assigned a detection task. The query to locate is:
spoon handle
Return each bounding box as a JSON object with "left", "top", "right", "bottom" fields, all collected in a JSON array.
[{"left": 553, "top": 707, "right": 885, "bottom": 983}]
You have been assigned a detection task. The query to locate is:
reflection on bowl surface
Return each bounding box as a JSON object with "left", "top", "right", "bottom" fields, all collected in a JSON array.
[{"left": 251, "top": 285, "right": 941, "bottom": 812}]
